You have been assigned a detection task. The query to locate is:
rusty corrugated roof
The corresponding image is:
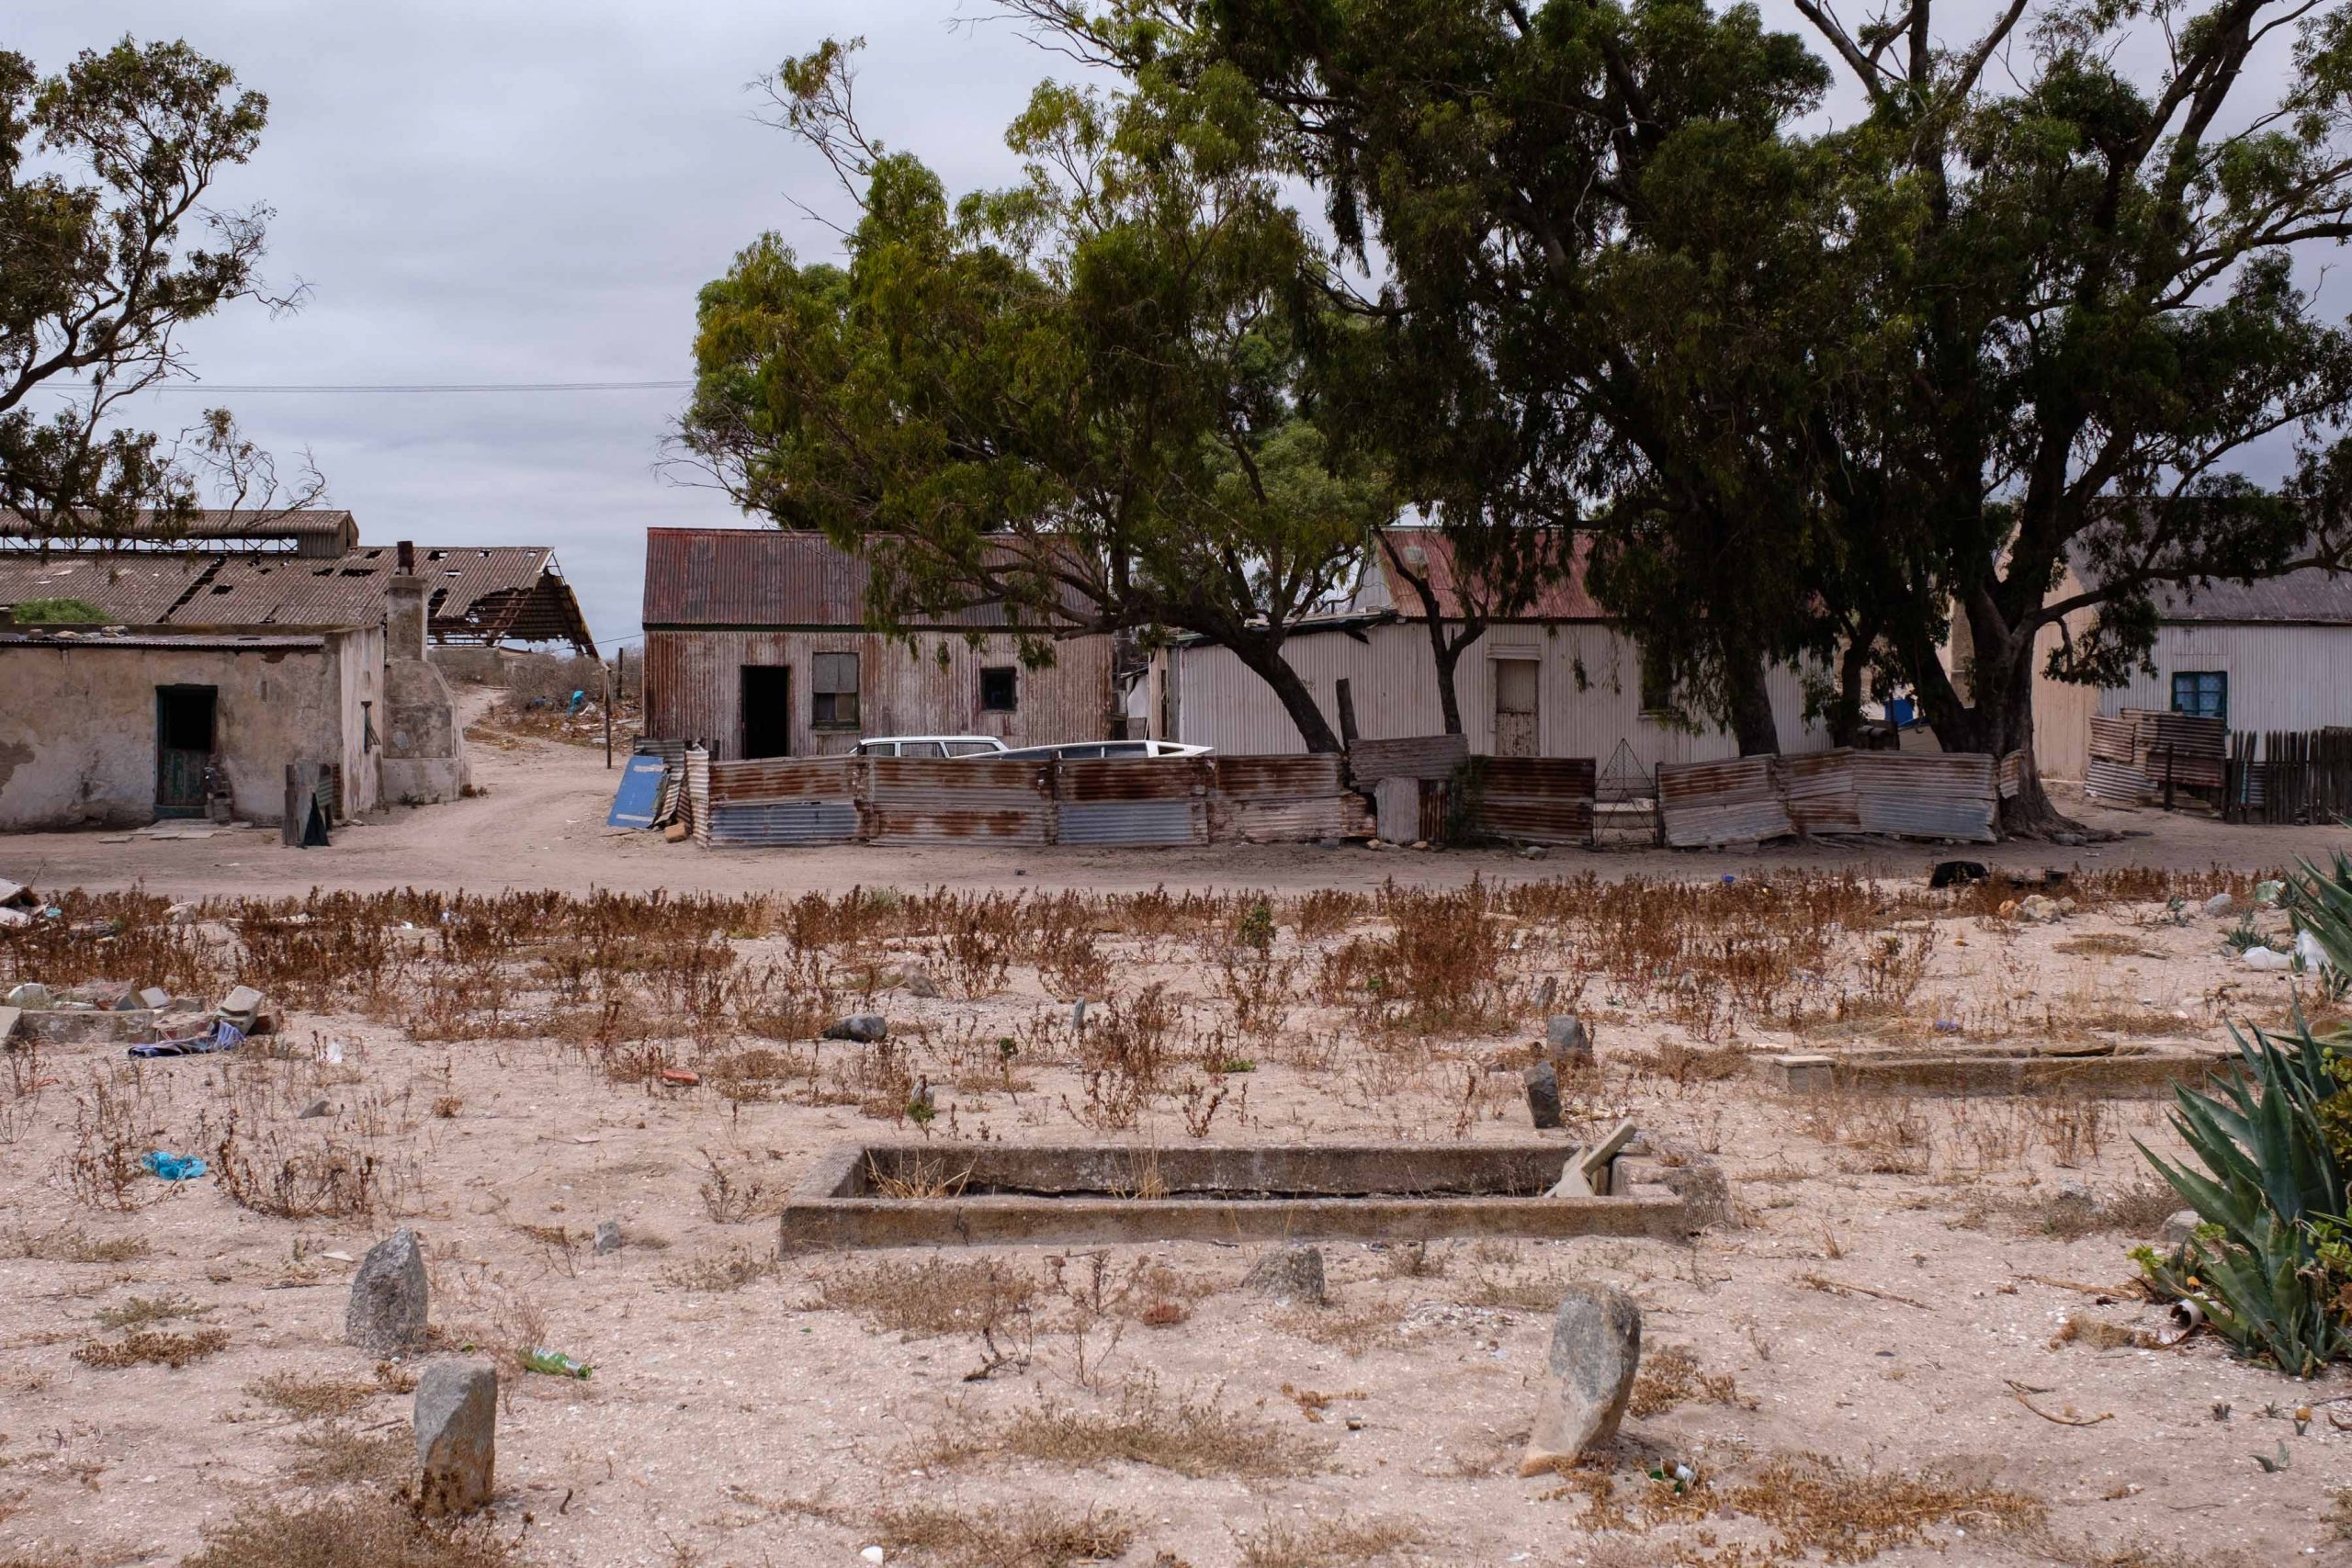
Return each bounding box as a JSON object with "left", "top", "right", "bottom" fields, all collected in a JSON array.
[
  {"left": 0, "top": 508, "right": 358, "bottom": 551},
  {"left": 641, "top": 528, "right": 1080, "bottom": 629},
  {"left": 1366, "top": 528, "right": 1603, "bottom": 620}
]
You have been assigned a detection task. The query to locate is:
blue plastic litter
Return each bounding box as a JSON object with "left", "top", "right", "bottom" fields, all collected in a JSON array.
[
  {"left": 567, "top": 689, "right": 587, "bottom": 716},
  {"left": 141, "top": 1151, "right": 208, "bottom": 1181}
]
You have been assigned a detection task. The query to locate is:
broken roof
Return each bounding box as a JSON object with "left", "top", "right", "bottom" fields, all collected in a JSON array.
[
  {"left": 0, "top": 544, "right": 594, "bottom": 652},
  {"left": 0, "top": 508, "right": 359, "bottom": 556}
]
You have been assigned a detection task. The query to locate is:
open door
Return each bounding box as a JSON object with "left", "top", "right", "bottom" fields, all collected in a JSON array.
[
  {"left": 1493, "top": 659, "right": 1538, "bottom": 757},
  {"left": 155, "top": 684, "right": 217, "bottom": 818},
  {"left": 740, "top": 665, "right": 792, "bottom": 759}
]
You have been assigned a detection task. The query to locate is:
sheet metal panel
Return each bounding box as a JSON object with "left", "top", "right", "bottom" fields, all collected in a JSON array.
[
  {"left": 865, "top": 807, "right": 1051, "bottom": 846},
  {"left": 708, "top": 756, "right": 865, "bottom": 804},
  {"left": 1657, "top": 757, "right": 1793, "bottom": 847},
  {"left": 606, "top": 752, "right": 667, "bottom": 829},
  {"left": 1850, "top": 753, "right": 1996, "bottom": 841},
  {"left": 867, "top": 756, "right": 1052, "bottom": 844},
  {"left": 707, "top": 801, "right": 860, "bottom": 846},
  {"left": 1467, "top": 755, "right": 1597, "bottom": 845},
  {"left": 1211, "top": 754, "right": 1343, "bottom": 799},
  {"left": 1350, "top": 732, "right": 1470, "bottom": 782},
  {"left": 1055, "top": 757, "right": 1211, "bottom": 803},
  {"left": 1781, "top": 750, "right": 1861, "bottom": 834},
  {"left": 1055, "top": 799, "right": 1208, "bottom": 846},
  {"left": 2086, "top": 758, "right": 2154, "bottom": 802},
  {"left": 1212, "top": 798, "right": 1345, "bottom": 841}
]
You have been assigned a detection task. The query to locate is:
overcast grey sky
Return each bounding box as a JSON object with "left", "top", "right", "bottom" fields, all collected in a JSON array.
[
  {"left": 15, "top": 3, "right": 2326, "bottom": 652},
  {"left": 12, "top": 2, "right": 1081, "bottom": 650}
]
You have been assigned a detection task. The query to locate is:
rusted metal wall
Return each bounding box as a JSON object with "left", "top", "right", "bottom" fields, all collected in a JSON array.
[
  {"left": 1349, "top": 732, "right": 1471, "bottom": 783},
  {"left": 1660, "top": 751, "right": 1996, "bottom": 846},
  {"left": 1210, "top": 755, "right": 1346, "bottom": 841},
  {"left": 865, "top": 756, "right": 1055, "bottom": 845},
  {"left": 1465, "top": 756, "right": 1597, "bottom": 845},
  {"left": 644, "top": 628, "right": 1114, "bottom": 761}
]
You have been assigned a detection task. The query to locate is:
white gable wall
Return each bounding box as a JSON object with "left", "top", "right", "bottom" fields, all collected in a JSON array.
[{"left": 1165, "top": 620, "right": 1832, "bottom": 770}]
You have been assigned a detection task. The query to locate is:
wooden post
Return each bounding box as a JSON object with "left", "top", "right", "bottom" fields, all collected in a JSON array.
[
  {"left": 603, "top": 656, "right": 614, "bottom": 770},
  {"left": 1335, "top": 678, "right": 1360, "bottom": 750}
]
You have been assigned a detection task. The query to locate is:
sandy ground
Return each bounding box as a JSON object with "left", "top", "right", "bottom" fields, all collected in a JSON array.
[
  {"left": 5, "top": 725, "right": 2352, "bottom": 1567},
  {"left": 2, "top": 722, "right": 2347, "bottom": 901}
]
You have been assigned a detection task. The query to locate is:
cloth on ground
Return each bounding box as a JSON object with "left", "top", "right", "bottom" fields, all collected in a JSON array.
[{"left": 129, "top": 1020, "right": 246, "bottom": 1058}]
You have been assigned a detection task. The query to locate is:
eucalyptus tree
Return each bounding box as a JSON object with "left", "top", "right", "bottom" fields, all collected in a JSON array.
[{"left": 680, "top": 41, "right": 1390, "bottom": 750}]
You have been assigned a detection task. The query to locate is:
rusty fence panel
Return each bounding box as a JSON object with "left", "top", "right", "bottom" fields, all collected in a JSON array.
[
  {"left": 1053, "top": 758, "right": 1211, "bottom": 846},
  {"left": 1348, "top": 733, "right": 1469, "bottom": 784},
  {"left": 1849, "top": 752, "right": 1996, "bottom": 841},
  {"left": 866, "top": 757, "right": 1053, "bottom": 846},
  {"left": 684, "top": 747, "right": 711, "bottom": 847},
  {"left": 1463, "top": 756, "right": 1597, "bottom": 845},
  {"left": 1211, "top": 754, "right": 1347, "bottom": 842},
  {"left": 1657, "top": 757, "right": 1792, "bottom": 847},
  {"left": 1781, "top": 750, "right": 1860, "bottom": 835},
  {"left": 706, "top": 756, "right": 865, "bottom": 846}
]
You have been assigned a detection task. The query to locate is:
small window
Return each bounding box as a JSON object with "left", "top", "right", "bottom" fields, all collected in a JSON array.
[
  {"left": 1638, "top": 643, "right": 1676, "bottom": 716},
  {"left": 2171, "top": 671, "right": 2226, "bottom": 723},
  {"left": 811, "top": 651, "right": 860, "bottom": 728},
  {"left": 361, "top": 701, "right": 377, "bottom": 754},
  {"left": 980, "top": 665, "right": 1019, "bottom": 713}
]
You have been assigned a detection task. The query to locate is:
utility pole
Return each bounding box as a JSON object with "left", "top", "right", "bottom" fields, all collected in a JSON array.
[{"left": 603, "top": 653, "right": 613, "bottom": 770}]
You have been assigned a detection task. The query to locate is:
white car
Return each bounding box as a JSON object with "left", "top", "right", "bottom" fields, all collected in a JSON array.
[
  {"left": 989, "top": 739, "right": 1214, "bottom": 761},
  {"left": 850, "top": 735, "right": 1011, "bottom": 759}
]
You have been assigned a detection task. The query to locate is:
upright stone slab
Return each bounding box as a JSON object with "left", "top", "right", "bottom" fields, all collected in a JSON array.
[
  {"left": 1523, "top": 1060, "right": 1564, "bottom": 1130},
  {"left": 346, "top": 1228, "right": 428, "bottom": 1353},
  {"left": 1520, "top": 1286, "right": 1642, "bottom": 1475},
  {"left": 1544, "top": 1016, "right": 1593, "bottom": 1072},
  {"left": 414, "top": 1358, "right": 496, "bottom": 1516},
  {"left": 1241, "top": 1243, "right": 1326, "bottom": 1305}
]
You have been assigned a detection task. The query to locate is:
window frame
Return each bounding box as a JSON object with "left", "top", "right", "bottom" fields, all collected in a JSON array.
[
  {"left": 979, "top": 664, "right": 1020, "bottom": 714},
  {"left": 810, "top": 650, "right": 861, "bottom": 729},
  {"left": 2170, "top": 670, "right": 2227, "bottom": 725}
]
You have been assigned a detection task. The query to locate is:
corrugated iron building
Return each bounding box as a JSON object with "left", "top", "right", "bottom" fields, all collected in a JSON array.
[
  {"left": 640, "top": 529, "right": 1116, "bottom": 760},
  {"left": 1958, "top": 559, "right": 2352, "bottom": 782},
  {"left": 1153, "top": 531, "right": 1833, "bottom": 771}
]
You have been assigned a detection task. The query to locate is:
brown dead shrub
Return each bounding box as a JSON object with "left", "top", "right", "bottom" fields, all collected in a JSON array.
[
  {"left": 180, "top": 1494, "right": 527, "bottom": 1568},
  {"left": 72, "top": 1327, "right": 228, "bottom": 1369},
  {"left": 866, "top": 1500, "right": 1134, "bottom": 1568}
]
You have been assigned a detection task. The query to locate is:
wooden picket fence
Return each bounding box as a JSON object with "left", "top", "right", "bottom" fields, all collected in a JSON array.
[{"left": 2223, "top": 728, "right": 2352, "bottom": 825}]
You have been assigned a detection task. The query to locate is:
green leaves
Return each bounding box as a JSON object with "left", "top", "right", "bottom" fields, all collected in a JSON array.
[
  {"left": 2138, "top": 1021, "right": 2351, "bottom": 1376},
  {"left": 681, "top": 36, "right": 1386, "bottom": 750}
]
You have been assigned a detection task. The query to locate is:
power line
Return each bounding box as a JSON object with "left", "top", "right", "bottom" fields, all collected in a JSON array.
[{"left": 141, "top": 379, "right": 694, "bottom": 394}]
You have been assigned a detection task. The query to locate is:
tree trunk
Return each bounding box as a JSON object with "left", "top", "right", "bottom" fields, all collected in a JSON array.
[
  {"left": 1958, "top": 601, "right": 2078, "bottom": 837},
  {"left": 1430, "top": 629, "right": 1475, "bottom": 737},
  {"left": 1229, "top": 637, "right": 1344, "bottom": 753},
  {"left": 1826, "top": 622, "right": 1876, "bottom": 749},
  {"left": 1725, "top": 649, "right": 1781, "bottom": 757}
]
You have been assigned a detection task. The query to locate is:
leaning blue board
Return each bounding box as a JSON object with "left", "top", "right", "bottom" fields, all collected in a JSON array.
[{"left": 606, "top": 753, "right": 667, "bottom": 829}]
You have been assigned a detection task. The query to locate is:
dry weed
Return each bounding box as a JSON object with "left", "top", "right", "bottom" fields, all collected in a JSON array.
[
  {"left": 659, "top": 1245, "right": 779, "bottom": 1293},
  {"left": 814, "top": 1257, "right": 1035, "bottom": 1337},
  {"left": 71, "top": 1327, "right": 228, "bottom": 1369},
  {"left": 1235, "top": 1515, "right": 1424, "bottom": 1568},
  {"left": 866, "top": 1500, "right": 1134, "bottom": 1568},
  {"left": 1628, "top": 1345, "right": 1753, "bottom": 1417},
  {"left": 286, "top": 1422, "right": 410, "bottom": 1485},
  {"left": 91, "top": 1294, "right": 208, "bottom": 1331},
  {"left": 921, "top": 1376, "right": 1323, "bottom": 1478},
  {"left": 244, "top": 1371, "right": 380, "bottom": 1421},
  {"left": 180, "top": 1494, "right": 526, "bottom": 1568},
  {"left": 0, "top": 1226, "right": 148, "bottom": 1264}
]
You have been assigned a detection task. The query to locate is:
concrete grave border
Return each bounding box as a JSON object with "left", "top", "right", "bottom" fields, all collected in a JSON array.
[
  {"left": 780, "top": 1140, "right": 1701, "bottom": 1249},
  {"left": 1758, "top": 1043, "right": 2239, "bottom": 1099}
]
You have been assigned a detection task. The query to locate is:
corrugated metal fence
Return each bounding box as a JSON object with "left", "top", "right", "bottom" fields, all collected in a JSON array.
[
  {"left": 681, "top": 750, "right": 1354, "bottom": 850},
  {"left": 1658, "top": 749, "right": 1998, "bottom": 846}
]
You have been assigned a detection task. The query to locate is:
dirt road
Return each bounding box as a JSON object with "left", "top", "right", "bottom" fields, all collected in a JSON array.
[{"left": 5, "top": 727, "right": 2346, "bottom": 898}]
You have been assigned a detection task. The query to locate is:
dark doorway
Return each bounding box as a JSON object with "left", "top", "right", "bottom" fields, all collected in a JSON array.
[
  {"left": 155, "top": 685, "right": 217, "bottom": 818},
  {"left": 741, "top": 665, "right": 792, "bottom": 759}
]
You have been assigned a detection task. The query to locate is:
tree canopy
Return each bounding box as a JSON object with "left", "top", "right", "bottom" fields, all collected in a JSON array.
[
  {"left": 1012, "top": 0, "right": 2352, "bottom": 828},
  {"left": 0, "top": 37, "right": 318, "bottom": 548},
  {"left": 679, "top": 40, "right": 1392, "bottom": 750}
]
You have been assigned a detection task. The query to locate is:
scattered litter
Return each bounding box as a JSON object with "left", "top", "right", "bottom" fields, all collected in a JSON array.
[
  {"left": 129, "top": 1020, "right": 245, "bottom": 1058},
  {"left": 2156, "top": 1300, "right": 2205, "bottom": 1347},
  {"left": 6, "top": 982, "right": 52, "bottom": 1010},
  {"left": 521, "top": 1348, "right": 592, "bottom": 1380},
  {"left": 861, "top": 1550, "right": 887, "bottom": 1564},
  {"left": 141, "top": 1151, "right": 208, "bottom": 1182},
  {"left": 319, "top": 1250, "right": 356, "bottom": 1264},
  {"left": 2243, "top": 946, "right": 2293, "bottom": 972},
  {"left": 659, "top": 1067, "right": 699, "bottom": 1087}
]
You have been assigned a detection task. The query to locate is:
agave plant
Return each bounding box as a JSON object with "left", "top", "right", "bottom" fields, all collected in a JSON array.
[
  {"left": 2286, "top": 849, "right": 2352, "bottom": 1003},
  {"left": 2137, "top": 1021, "right": 2350, "bottom": 1377}
]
